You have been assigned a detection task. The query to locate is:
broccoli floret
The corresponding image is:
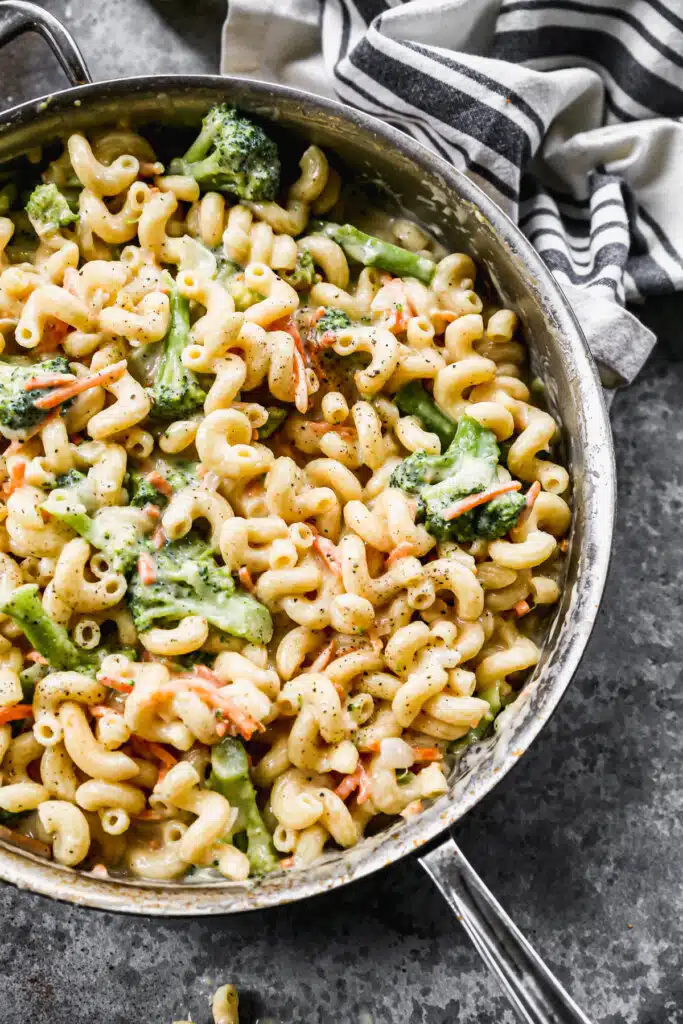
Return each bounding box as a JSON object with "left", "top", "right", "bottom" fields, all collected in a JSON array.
[
  {"left": 448, "top": 683, "right": 502, "bottom": 755},
  {"left": 54, "top": 469, "right": 87, "bottom": 491},
  {"left": 393, "top": 415, "right": 526, "bottom": 542},
  {"left": 316, "top": 307, "right": 351, "bottom": 336},
  {"left": 0, "top": 584, "right": 97, "bottom": 672},
  {"left": 25, "top": 182, "right": 78, "bottom": 235},
  {"left": 280, "top": 250, "right": 316, "bottom": 290},
  {"left": 149, "top": 281, "right": 206, "bottom": 420},
  {"left": 393, "top": 381, "right": 457, "bottom": 452},
  {"left": 0, "top": 356, "right": 75, "bottom": 437},
  {"left": 127, "top": 533, "right": 273, "bottom": 645},
  {"left": 128, "top": 460, "right": 198, "bottom": 509},
  {"left": 257, "top": 406, "right": 288, "bottom": 440},
  {"left": 209, "top": 737, "right": 278, "bottom": 876},
  {"left": 42, "top": 490, "right": 148, "bottom": 573},
  {"left": 169, "top": 105, "right": 280, "bottom": 202}
]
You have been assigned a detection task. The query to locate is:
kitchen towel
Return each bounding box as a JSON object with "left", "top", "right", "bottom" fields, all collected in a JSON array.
[{"left": 221, "top": 0, "right": 682, "bottom": 390}]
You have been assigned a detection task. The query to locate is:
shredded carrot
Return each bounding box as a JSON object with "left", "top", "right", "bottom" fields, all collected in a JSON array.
[
  {"left": 515, "top": 480, "right": 541, "bottom": 530},
  {"left": 178, "top": 676, "right": 263, "bottom": 741},
  {"left": 411, "top": 746, "right": 443, "bottom": 763},
  {"left": 133, "top": 809, "right": 169, "bottom": 821},
  {"left": 192, "top": 665, "right": 224, "bottom": 686},
  {"left": 312, "top": 535, "right": 343, "bottom": 578},
  {"left": 151, "top": 526, "right": 166, "bottom": 550},
  {"left": 90, "top": 863, "right": 109, "bottom": 878},
  {"left": 400, "top": 799, "right": 424, "bottom": 819},
  {"left": 364, "top": 740, "right": 382, "bottom": 754},
  {"left": 215, "top": 719, "right": 229, "bottom": 738},
  {"left": 238, "top": 566, "right": 255, "bottom": 592},
  {"left": 442, "top": 480, "right": 522, "bottom": 521},
  {"left": 137, "top": 552, "right": 157, "bottom": 584},
  {"left": 26, "top": 650, "right": 48, "bottom": 665},
  {"left": 432, "top": 308, "right": 459, "bottom": 323},
  {"left": 3, "top": 461, "right": 25, "bottom": 497},
  {"left": 0, "top": 824, "right": 50, "bottom": 859},
  {"left": 334, "top": 768, "right": 361, "bottom": 801},
  {"left": 385, "top": 541, "right": 415, "bottom": 569},
  {"left": 24, "top": 373, "right": 76, "bottom": 391},
  {"left": 34, "top": 359, "right": 128, "bottom": 410},
  {"left": 35, "top": 318, "right": 69, "bottom": 354},
  {"left": 0, "top": 704, "right": 33, "bottom": 724},
  {"left": 145, "top": 470, "right": 172, "bottom": 498},
  {"left": 99, "top": 676, "right": 134, "bottom": 694},
  {"left": 280, "top": 856, "right": 295, "bottom": 869},
  {"left": 280, "top": 317, "right": 310, "bottom": 414},
  {"left": 514, "top": 599, "right": 532, "bottom": 618},
  {"left": 146, "top": 741, "right": 178, "bottom": 777},
  {"left": 142, "top": 504, "right": 161, "bottom": 520},
  {"left": 309, "top": 641, "right": 335, "bottom": 674},
  {"left": 560, "top": 538, "right": 569, "bottom": 553},
  {"left": 356, "top": 761, "right": 372, "bottom": 804}
]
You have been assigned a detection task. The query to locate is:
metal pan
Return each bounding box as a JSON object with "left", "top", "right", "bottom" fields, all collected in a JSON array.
[{"left": 0, "top": 5, "right": 614, "bottom": 1020}]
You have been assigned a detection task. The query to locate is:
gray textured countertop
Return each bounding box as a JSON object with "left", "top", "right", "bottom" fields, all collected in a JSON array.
[{"left": 0, "top": 3, "right": 681, "bottom": 1023}]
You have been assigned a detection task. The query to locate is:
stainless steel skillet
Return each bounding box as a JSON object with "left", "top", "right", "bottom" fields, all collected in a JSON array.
[{"left": 0, "top": 4, "right": 615, "bottom": 1021}]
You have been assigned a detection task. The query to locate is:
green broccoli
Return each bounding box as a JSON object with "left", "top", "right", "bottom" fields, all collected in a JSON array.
[
  {"left": 149, "top": 281, "right": 206, "bottom": 420},
  {"left": 310, "top": 221, "right": 436, "bottom": 284},
  {"left": 42, "top": 490, "right": 148, "bottom": 573},
  {"left": 53, "top": 469, "right": 87, "bottom": 491},
  {"left": 25, "top": 182, "right": 78, "bottom": 235},
  {"left": 126, "top": 533, "right": 273, "bottom": 645},
  {"left": 392, "top": 415, "right": 526, "bottom": 542},
  {"left": 209, "top": 737, "right": 279, "bottom": 876},
  {"left": 316, "top": 307, "right": 352, "bottom": 337},
  {"left": 169, "top": 105, "right": 280, "bottom": 202},
  {"left": 128, "top": 460, "right": 198, "bottom": 509},
  {"left": 449, "top": 683, "right": 504, "bottom": 755},
  {"left": 0, "top": 584, "right": 97, "bottom": 672},
  {"left": 393, "top": 381, "right": 457, "bottom": 452},
  {"left": 257, "top": 406, "right": 288, "bottom": 440},
  {"left": 280, "top": 249, "right": 317, "bottom": 290},
  {"left": 0, "top": 356, "right": 75, "bottom": 437}
]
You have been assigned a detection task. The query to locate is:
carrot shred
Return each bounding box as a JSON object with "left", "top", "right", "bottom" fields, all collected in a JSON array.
[
  {"left": 99, "top": 676, "right": 134, "bottom": 694},
  {"left": 137, "top": 552, "right": 157, "bottom": 584},
  {"left": 515, "top": 480, "right": 541, "bottom": 530},
  {"left": 146, "top": 741, "right": 178, "bottom": 777},
  {"left": 24, "top": 373, "right": 76, "bottom": 391},
  {"left": 145, "top": 470, "right": 172, "bottom": 498},
  {"left": 280, "top": 856, "right": 295, "bottom": 869},
  {"left": 560, "top": 538, "right": 569, "bottom": 553},
  {"left": 411, "top": 746, "right": 443, "bottom": 763},
  {"left": 312, "top": 535, "right": 343, "bottom": 578},
  {"left": 132, "top": 809, "right": 168, "bottom": 821},
  {"left": 33, "top": 359, "right": 128, "bottom": 410},
  {"left": 238, "top": 566, "right": 255, "bottom": 592},
  {"left": 35, "top": 318, "right": 69, "bottom": 354},
  {"left": 385, "top": 541, "right": 414, "bottom": 568},
  {"left": 3, "top": 461, "right": 25, "bottom": 497},
  {"left": 0, "top": 704, "right": 33, "bottom": 724},
  {"left": 514, "top": 599, "right": 532, "bottom": 618},
  {"left": 90, "top": 704, "right": 120, "bottom": 718},
  {"left": 356, "top": 761, "right": 372, "bottom": 804},
  {"left": 26, "top": 651, "right": 48, "bottom": 665},
  {"left": 192, "top": 664, "right": 223, "bottom": 686},
  {"left": 442, "top": 480, "right": 522, "bottom": 521},
  {"left": 334, "top": 768, "right": 361, "bottom": 801},
  {"left": 142, "top": 504, "right": 161, "bottom": 520},
  {"left": 151, "top": 526, "right": 166, "bottom": 550},
  {"left": 280, "top": 317, "right": 310, "bottom": 414}
]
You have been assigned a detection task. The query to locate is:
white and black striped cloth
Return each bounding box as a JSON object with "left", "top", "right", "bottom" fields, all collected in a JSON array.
[{"left": 222, "top": 0, "right": 676, "bottom": 388}]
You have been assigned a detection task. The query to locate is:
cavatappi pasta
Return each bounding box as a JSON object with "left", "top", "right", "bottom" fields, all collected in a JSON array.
[{"left": 0, "top": 107, "right": 570, "bottom": 881}]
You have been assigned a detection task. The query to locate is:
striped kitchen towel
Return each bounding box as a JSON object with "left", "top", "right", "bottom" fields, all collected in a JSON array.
[{"left": 222, "top": 0, "right": 680, "bottom": 389}]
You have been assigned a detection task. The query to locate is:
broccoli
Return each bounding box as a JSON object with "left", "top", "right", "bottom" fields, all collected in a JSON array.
[
  {"left": 394, "top": 381, "right": 457, "bottom": 452},
  {"left": 128, "top": 460, "right": 198, "bottom": 509},
  {"left": 25, "top": 182, "right": 78, "bottom": 235},
  {"left": 149, "top": 281, "right": 206, "bottom": 420},
  {"left": 42, "top": 490, "right": 148, "bottom": 573},
  {"left": 169, "top": 105, "right": 280, "bottom": 202},
  {"left": 310, "top": 221, "right": 436, "bottom": 284},
  {"left": 316, "top": 307, "right": 352, "bottom": 337},
  {"left": 209, "top": 737, "right": 279, "bottom": 876},
  {"left": 449, "top": 683, "right": 504, "bottom": 755},
  {"left": 0, "top": 584, "right": 97, "bottom": 672},
  {"left": 54, "top": 469, "right": 87, "bottom": 491},
  {"left": 392, "top": 415, "right": 526, "bottom": 542},
  {"left": 126, "top": 533, "right": 273, "bottom": 645},
  {"left": 257, "top": 406, "right": 288, "bottom": 440},
  {"left": 280, "top": 249, "right": 317, "bottom": 290},
  {"left": 0, "top": 356, "right": 75, "bottom": 437}
]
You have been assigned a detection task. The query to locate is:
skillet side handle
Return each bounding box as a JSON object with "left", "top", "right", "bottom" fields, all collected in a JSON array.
[
  {"left": 419, "top": 837, "right": 593, "bottom": 1024},
  {"left": 0, "top": 0, "right": 91, "bottom": 86}
]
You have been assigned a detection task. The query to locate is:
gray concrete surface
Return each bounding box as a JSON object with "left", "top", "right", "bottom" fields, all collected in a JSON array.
[{"left": 0, "top": 2, "right": 681, "bottom": 1022}]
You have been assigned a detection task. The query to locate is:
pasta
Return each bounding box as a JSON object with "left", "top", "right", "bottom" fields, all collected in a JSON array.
[{"left": 0, "top": 107, "right": 570, "bottom": 882}]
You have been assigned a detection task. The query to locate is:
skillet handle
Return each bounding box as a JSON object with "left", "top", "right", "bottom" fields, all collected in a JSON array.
[
  {"left": 419, "top": 837, "right": 593, "bottom": 1024},
  {"left": 0, "top": 0, "right": 91, "bottom": 86}
]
